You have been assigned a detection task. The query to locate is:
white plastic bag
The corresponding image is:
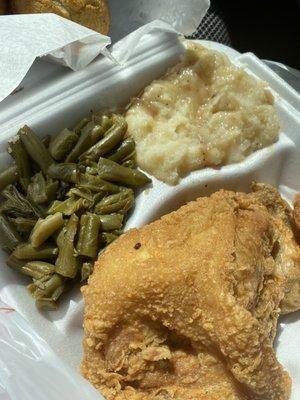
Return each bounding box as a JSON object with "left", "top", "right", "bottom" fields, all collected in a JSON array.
[
  {"left": 0, "top": 14, "right": 111, "bottom": 103},
  {"left": 0, "top": 301, "right": 103, "bottom": 400}
]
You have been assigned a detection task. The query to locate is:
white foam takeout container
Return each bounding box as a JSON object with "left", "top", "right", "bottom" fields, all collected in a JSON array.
[{"left": 0, "top": 32, "right": 300, "bottom": 399}]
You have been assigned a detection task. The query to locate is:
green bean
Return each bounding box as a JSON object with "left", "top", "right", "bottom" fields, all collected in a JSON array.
[
  {"left": 81, "top": 262, "right": 94, "bottom": 282},
  {"left": 122, "top": 159, "right": 136, "bottom": 169},
  {"left": 77, "top": 164, "right": 86, "bottom": 173},
  {"left": 22, "top": 261, "right": 56, "bottom": 280},
  {"left": 82, "top": 160, "right": 97, "bottom": 168},
  {"left": 77, "top": 213, "right": 101, "bottom": 259},
  {"left": 7, "top": 258, "right": 56, "bottom": 280},
  {"left": 92, "top": 192, "right": 106, "bottom": 204},
  {"left": 30, "top": 212, "right": 64, "bottom": 247},
  {"left": 67, "top": 188, "right": 105, "bottom": 207},
  {"left": 76, "top": 173, "right": 121, "bottom": 194},
  {"left": 0, "top": 165, "right": 19, "bottom": 192},
  {"left": 1, "top": 185, "right": 43, "bottom": 218},
  {"left": 113, "top": 229, "right": 123, "bottom": 236},
  {"left": 35, "top": 298, "right": 59, "bottom": 310},
  {"left": 6, "top": 254, "right": 26, "bottom": 271},
  {"left": 46, "top": 180, "right": 59, "bottom": 200},
  {"left": 90, "top": 124, "right": 105, "bottom": 144},
  {"left": 50, "top": 283, "right": 65, "bottom": 301},
  {"left": 73, "top": 117, "right": 89, "bottom": 135},
  {"left": 91, "top": 115, "right": 114, "bottom": 137},
  {"left": 42, "top": 135, "right": 51, "bottom": 148},
  {"left": 98, "top": 213, "right": 123, "bottom": 231},
  {"left": 47, "top": 163, "right": 79, "bottom": 184},
  {"left": 19, "top": 125, "right": 53, "bottom": 174},
  {"left": 81, "top": 159, "right": 98, "bottom": 175},
  {"left": 7, "top": 137, "right": 31, "bottom": 191},
  {"left": 94, "top": 190, "right": 134, "bottom": 215},
  {"left": 0, "top": 113, "right": 150, "bottom": 311},
  {"left": 49, "top": 128, "right": 78, "bottom": 161},
  {"left": 27, "top": 172, "right": 59, "bottom": 204},
  {"left": 97, "top": 157, "right": 151, "bottom": 186},
  {"left": 32, "top": 274, "right": 51, "bottom": 285},
  {"left": 79, "top": 119, "right": 127, "bottom": 162},
  {"left": 13, "top": 242, "right": 58, "bottom": 260},
  {"left": 98, "top": 115, "right": 113, "bottom": 131},
  {"left": 85, "top": 166, "right": 98, "bottom": 175},
  {"left": 100, "top": 232, "right": 119, "bottom": 245},
  {"left": 47, "top": 196, "right": 91, "bottom": 215},
  {"left": 55, "top": 214, "right": 78, "bottom": 278},
  {"left": 66, "top": 187, "right": 104, "bottom": 209},
  {"left": 66, "top": 187, "right": 94, "bottom": 202},
  {"left": 0, "top": 214, "right": 23, "bottom": 252},
  {"left": 108, "top": 138, "right": 135, "bottom": 163},
  {"left": 10, "top": 216, "right": 37, "bottom": 233},
  {"left": 56, "top": 181, "right": 70, "bottom": 201},
  {"left": 28, "top": 273, "right": 65, "bottom": 299},
  {"left": 27, "top": 174, "right": 45, "bottom": 204},
  {"left": 65, "top": 122, "right": 104, "bottom": 162}
]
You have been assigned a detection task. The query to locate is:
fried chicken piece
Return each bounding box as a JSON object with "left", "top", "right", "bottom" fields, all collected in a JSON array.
[
  {"left": 293, "top": 194, "right": 300, "bottom": 232},
  {"left": 81, "top": 186, "right": 300, "bottom": 400},
  {"left": 250, "top": 183, "right": 300, "bottom": 313}
]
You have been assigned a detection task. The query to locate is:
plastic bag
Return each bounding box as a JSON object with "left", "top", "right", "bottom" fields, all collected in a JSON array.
[{"left": 0, "top": 301, "right": 103, "bottom": 400}]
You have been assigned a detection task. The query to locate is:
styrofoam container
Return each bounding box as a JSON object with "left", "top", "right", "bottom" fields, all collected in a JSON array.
[{"left": 0, "top": 32, "right": 299, "bottom": 399}]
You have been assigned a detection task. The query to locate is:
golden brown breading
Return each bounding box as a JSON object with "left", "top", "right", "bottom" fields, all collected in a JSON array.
[
  {"left": 293, "top": 194, "right": 300, "bottom": 232},
  {"left": 10, "top": 0, "right": 110, "bottom": 34},
  {"left": 81, "top": 186, "right": 300, "bottom": 400},
  {"left": 250, "top": 183, "right": 300, "bottom": 313}
]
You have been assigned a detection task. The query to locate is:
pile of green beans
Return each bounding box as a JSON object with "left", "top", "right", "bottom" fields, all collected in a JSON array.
[{"left": 0, "top": 113, "right": 151, "bottom": 310}]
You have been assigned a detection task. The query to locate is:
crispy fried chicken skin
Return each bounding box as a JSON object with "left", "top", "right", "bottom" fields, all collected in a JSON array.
[{"left": 81, "top": 183, "right": 300, "bottom": 400}]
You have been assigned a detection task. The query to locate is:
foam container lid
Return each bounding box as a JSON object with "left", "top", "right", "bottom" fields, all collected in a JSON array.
[{"left": 0, "top": 29, "right": 299, "bottom": 399}]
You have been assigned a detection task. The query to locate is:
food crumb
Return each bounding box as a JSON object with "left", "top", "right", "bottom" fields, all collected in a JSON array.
[{"left": 134, "top": 242, "right": 142, "bottom": 250}]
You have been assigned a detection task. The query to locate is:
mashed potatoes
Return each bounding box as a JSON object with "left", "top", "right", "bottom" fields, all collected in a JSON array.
[{"left": 125, "top": 43, "right": 280, "bottom": 184}]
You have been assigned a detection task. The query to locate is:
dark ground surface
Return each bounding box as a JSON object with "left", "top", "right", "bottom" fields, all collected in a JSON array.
[{"left": 215, "top": 0, "right": 300, "bottom": 69}]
